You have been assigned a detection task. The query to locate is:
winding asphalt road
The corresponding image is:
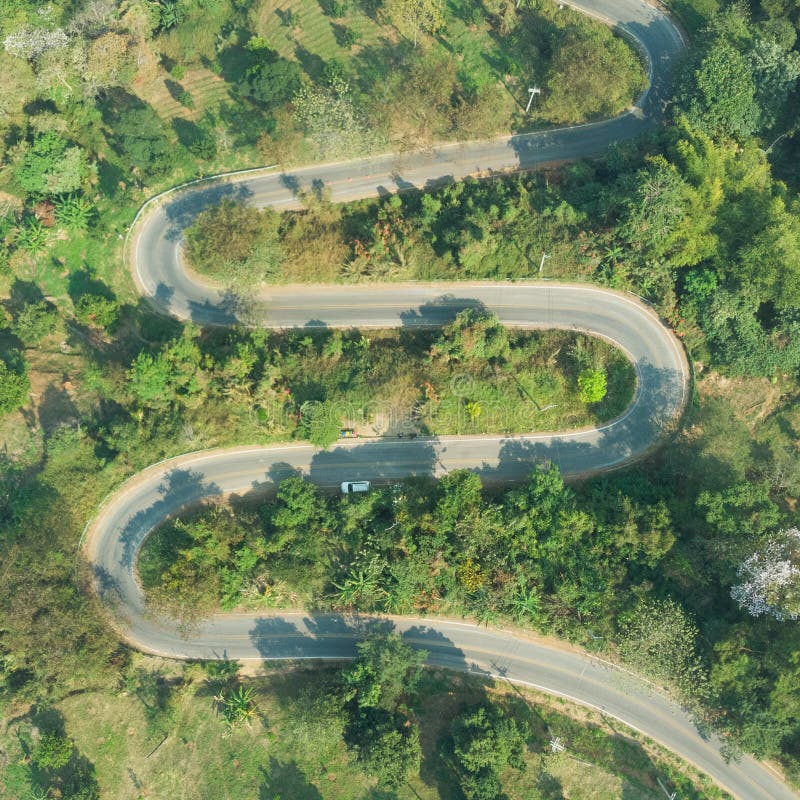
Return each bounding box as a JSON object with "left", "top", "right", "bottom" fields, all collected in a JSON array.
[{"left": 86, "top": 2, "right": 798, "bottom": 797}]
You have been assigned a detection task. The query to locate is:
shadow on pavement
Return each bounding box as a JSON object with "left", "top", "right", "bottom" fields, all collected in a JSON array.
[
  {"left": 95, "top": 468, "right": 222, "bottom": 608},
  {"left": 247, "top": 613, "right": 469, "bottom": 673}
]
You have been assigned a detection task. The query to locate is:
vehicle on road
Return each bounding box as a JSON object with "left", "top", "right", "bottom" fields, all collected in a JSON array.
[{"left": 341, "top": 480, "right": 370, "bottom": 494}]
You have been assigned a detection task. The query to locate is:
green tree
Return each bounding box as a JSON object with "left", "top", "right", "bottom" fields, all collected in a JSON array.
[
  {"left": 32, "top": 732, "right": 73, "bottom": 770},
  {"left": 385, "top": 0, "right": 445, "bottom": 47},
  {"left": 298, "top": 399, "right": 341, "bottom": 448},
  {"left": 266, "top": 477, "right": 336, "bottom": 564},
  {"left": 343, "top": 633, "right": 426, "bottom": 711},
  {"left": 343, "top": 633, "right": 426, "bottom": 788},
  {"left": 74, "top": 294, "right": 120, "bottom": 330},
  {"left": 683, "top": 38, "right": 758, "bottom": 138},
  {"left": 15, "top": 132, "right": 91, "bottom": 198},
  {"left": 577, "top": 368, "right": 607, "bottom": 403},
  {"left": 112, "top": 106, "right": 176, "bottom": 176},
  {"left": 354, "top": 712, "right": 422, "bottom": 788},
  {"left": 127, "top": 327, "right": 205, "bottom": 413},
  {"left": 677, "top": 8, "right": 761, "bottom": 139},
  {"left": 617, "top": 599, "right": 710, "bottom": 706},
  {"left": 10, "top": 299, "right": 58, "bottom": 345},
  {"left": 750, "top": 34, "right": 800, "bottom": 131},
  {"left": 700, "top": 289, "right": 800, "bottom": 376},
  {"left": 541, "top": 24, "right": 646, "bottom": 124},
  {"left": 432, "top": 308, "right": 510, "bottom": 365},
  {"left": 238, "top": 46, "right": 304, "bottom": 109},
  {"left": 449, "top": 703, "right": 528, "bottom": 800}
]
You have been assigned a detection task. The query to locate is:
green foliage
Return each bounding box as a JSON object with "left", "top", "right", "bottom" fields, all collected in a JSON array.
[
  {"left": 14, "top": 217, "right": 47, "bottom": 255},
  {"left": 577, "top": 368, "right": 607, "bottom": 404},
  {"left": 617, "top": 599, "right": 711, "bottom": 707},
  {"left": 356, "top": 714, "right": 422, "bottom": 788},
  {"left": 433, "top": 309, "right": 511, "bottom": 366},
  {"left": 154, "top": 0, "right": 186, "bottom": 32},
  {"left": 127, "top": 327, "right": 204, "bottom": 412},
  {"left": 177, "top": 89, "right": 195, "bottom": 109},
  {"left": 112, "top": 105, "right": 177, "bottom": 176},
  {"left": 344, "top": 633, "right": 426, "bottom": 711},
  {"left": 74, "top": 294, "right": 120, "bottom": 330},
  {"left": 32, "top": 733, "right": 73, "bottom": 770},
  {"left": 14, "top": 133, "right": 91, "bottom": 198},
  {"left": 449, "top": 704, "right": 528, "bottom": 800},
  {"left": 680, "top": 36, "right": 759, "bottom": 138},
  {"left": 216, "top": 685, "right": 257, "bottom": 729},
  {"left": 384, "top": 0, "right": 445, "bottom": 47},
  {"left": 265, "top": 476, "right": 336, "bottom": 566},
  {"left": 185, "top": 199, "right": 283, "bottom": 286},
  {"left": 676, "top": 4, "right": 800, "bottom": 138},
  {"left": 54, "top": 194, "right": 96, "bottom": 233},
  {"left": 342, "top": 633, "right": 425, "bottom": 787},
  {"left": 700, "top": 290, "right": 800, "bottom": 376},
  {"left": 541, "top": 23, "right": 648, "bottom": 124},
  {"left": 238, "top": 46, "right": 304, "bottom": 109},
  {"left": 298, "top": 399, "right": 342, "bottom": 448},
  {"left": 10, "top": 299, "right": 59, "bottom": 345}
]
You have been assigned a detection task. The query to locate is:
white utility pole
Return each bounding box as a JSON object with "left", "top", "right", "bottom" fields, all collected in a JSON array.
[
  {"left": 525, "top": 86, "right": 542, "bottom": 113},
  {"left": 539, "top": 251, "right": 551, "bottom": 275},
  {"left": 549, "top": 736, "right": 566, "bottom": 754}
]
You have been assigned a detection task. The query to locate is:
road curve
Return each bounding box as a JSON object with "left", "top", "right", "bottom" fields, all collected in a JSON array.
[
  {"left": 91, "top": 2, "right": 795, "bottom": 797},
  {"left": 131, "top": 0, "right": 686, "bottom": 325}
]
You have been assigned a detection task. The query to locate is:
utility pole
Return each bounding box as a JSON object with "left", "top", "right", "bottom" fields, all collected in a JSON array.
[
  {"left": 539, "top": 251, "right": 550, "bottom": 275},
  {"left": 525, "top": 86, "right": 542, "bottom": 113},
  {"left": 657, "top": 778, "right": 678, "bottom": 800}
]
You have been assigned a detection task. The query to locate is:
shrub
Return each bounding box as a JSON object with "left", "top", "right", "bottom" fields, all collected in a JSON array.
[
  {"left": 0, "top": 355, "right": 30, "bottom": 416},
  {"left": 11, "top": 299, "right": 59, "bottom": 345},
  {"left": 177, "top": 89, "right": 195, "bottom": 109},
  {"left": 75, "top": 294, "right": 120, "bottom": 330},
  {"left": 32, "top": 733, "right": 73, "bottom": 770},
  {"left": 578, "top": 368, "right": 607, "bottom": 403}
]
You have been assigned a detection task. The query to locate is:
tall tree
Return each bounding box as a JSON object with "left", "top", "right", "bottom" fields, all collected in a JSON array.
[
  {"left": 731, "top": 528, "right": 800, "bottom": 621},
  {"left": 449, "top": 703, "right": 528, "bottom": 800},
  {"left": 384, "top": 0, "right": 445, "bottom": 47}
]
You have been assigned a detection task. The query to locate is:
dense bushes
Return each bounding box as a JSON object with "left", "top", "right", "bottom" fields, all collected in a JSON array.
[
  {"left": 139, "top": 439, "right": 800, "bottom": 767},
  {"left": 184, "top": 199, "right": 283, "bottom": 285}
]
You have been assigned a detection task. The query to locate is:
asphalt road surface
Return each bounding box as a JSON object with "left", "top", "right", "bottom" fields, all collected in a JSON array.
[
  {"left": 131, "top": 0, "right": 685, "bottom": 325},
  {"left": 90, "top": 1, "right": 798, "bottom": 796}
]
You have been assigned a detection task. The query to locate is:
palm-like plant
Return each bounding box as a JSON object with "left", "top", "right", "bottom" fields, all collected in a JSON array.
[
  {"left": 510, "top": 584, "right": 542, "bottom": 624},
  {"left": 602, "top": 244, "right": 625, "bottom": 266},
  {"left": 55, "top": 193, "right": 95, "bottom": 232},
  {"left": 216, "top": 685, "right": 256, "bottom": 730},
  {"left": 332, "top": 557, "right": 387, "bottom": 609},
  {"left": 15, "top": 218, "right": 47, "bottom": 255}
]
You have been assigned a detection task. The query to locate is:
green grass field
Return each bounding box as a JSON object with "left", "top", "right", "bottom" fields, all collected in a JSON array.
[
  {"left": 0, "top": 662, "right": 730, "bottom": 800},
  {"left": 134, "top": 0, "right": 646, "bottom": 165}
]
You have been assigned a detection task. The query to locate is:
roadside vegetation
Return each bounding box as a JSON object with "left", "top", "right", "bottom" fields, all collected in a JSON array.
[
  {"left": 187, "top": 121, "right": 800, "bottom": 380},
  {"left": 1, "top": 635, "right": 730, "bottom": 800},
  {"left": 2, "top": 0, "right": 800, "bottom": 795}
]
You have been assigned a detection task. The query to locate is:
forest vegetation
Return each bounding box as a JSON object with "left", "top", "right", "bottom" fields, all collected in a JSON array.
[{"left": 1, "top": 0, "right": 800, "bottom": 797}]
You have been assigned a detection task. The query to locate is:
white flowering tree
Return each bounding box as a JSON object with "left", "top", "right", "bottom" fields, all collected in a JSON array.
[{"left": 731, "top": 528, "right": 800, "bottom": 621}]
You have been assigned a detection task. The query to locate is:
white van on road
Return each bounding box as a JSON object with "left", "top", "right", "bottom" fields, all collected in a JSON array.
[{"left": 341, "top": 481, "right": 370, "bottom": 494}]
